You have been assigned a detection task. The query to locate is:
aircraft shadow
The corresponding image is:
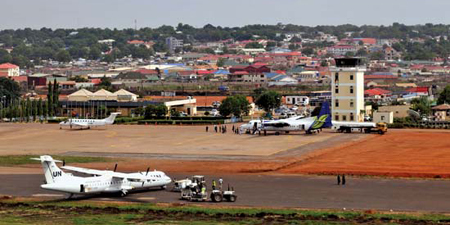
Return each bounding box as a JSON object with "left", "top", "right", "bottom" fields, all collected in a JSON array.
[{"left": 49, "top": 188, "right": 168, "bottom": 202}]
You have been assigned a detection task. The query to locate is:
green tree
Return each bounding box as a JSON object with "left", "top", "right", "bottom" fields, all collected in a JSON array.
[
  {"left": 47, "top": 82, "right": 53, "bottom": 117},
  {"left": 99, "top": 75, "right": 112, "bottom": 89},
  {"left": 216, "top": 58, "right": 226, "bottom": 67},
  {"left": 32, "top": 99, "right": 37, "bottom": 121},
  {"left": 38, "top": 98, "right": 43, "bottom": 119},
  {"left": 169, "top": 108, "right": 180, "bottom": 117},
  {"left": 411, "top": 96, "right": 431, "bottom": 116},
  {"left": 155, "top": 105, "right": 168, "bottom": 117},
  {"left": 25, "top": 97, "right": 31, "bottom": 122},
  {"left": 56, "top": 50, "right": 71, "bottom": 62},
  {"left": 89, "top": 47, "right": 102, "bottom": 60},
  {"left": 53, "top": 79, "right": 59, "bottom": 116},
  {"left": 144, "top": 105, "right": 157, "bottom": 119},
  {"left": 245, "top": 42, "right": 264, "bottom": 48},
  {"left": 69, "top": 75, "right": 88, "bottom": 82},
  {"left": 101, "top": 54, "right": 115, "bottom": 63},
  {"left": 252, "top": 87, "right": 268, "bottom": 101},
  {"left": 0, "top": 77, "right": 21, "bottom": 107},
  {"left": 369, "top": 51, "right": 385, "bottom": 60},
  {"left": 438, "top": 85, "right": 450, "bottom": 104},
  {"left": 43, "top": 100, "right": 48, "bottom": 119},
  {"left": 302, "top": 47, "right": 314, "bottom": 56},
  {"left": 255, "top": 91, "right": 281, "bottom": 113},
  {"left": 218, "top": 95, "right": 250, "bottom": 117}
]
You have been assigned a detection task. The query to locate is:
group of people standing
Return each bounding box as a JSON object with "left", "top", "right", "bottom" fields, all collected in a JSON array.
[{"left": 207, "top": 125, "right": 241, "bottom": 135}]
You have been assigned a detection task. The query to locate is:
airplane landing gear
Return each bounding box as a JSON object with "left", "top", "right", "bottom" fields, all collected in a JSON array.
[
  {"left": 120, "top": 190, "right": 128, "bottom": 197},
  {"left": 67, "top": 193, "right": 74, "bottom": 199}
]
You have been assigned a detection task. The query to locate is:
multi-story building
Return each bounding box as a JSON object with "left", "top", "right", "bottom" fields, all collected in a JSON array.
[
  {"left": 330, "top": 58, "right": 366, "bottom": 122},
  {"left": 165, "top": 37, "right": 183, "bottom": 53},
  {"left": 0, "top": 63, "right": 19, "bottom": 77}
]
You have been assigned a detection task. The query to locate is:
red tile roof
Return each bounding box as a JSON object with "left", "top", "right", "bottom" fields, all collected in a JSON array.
[
  {"left": 406, "top": 87, "right": 429, "bottom": 93},
  {"left": 231, "top": 71, "right": 249, "bottom": 75},
  {"left": 127, "top": 40, "right": 145, "bottom": 44},
  {"left": 364, "top": 88, "right": 391, "bottom": 96},
  {"left": 364, "top": 75, "right": 397, "bottom": 79},
  {"left": 135, "top": 69, "right": 158, "bottom": 75},
  {"left": 432, "top": 104, "right": 450, "bottom": 110},
  {"left": 0, "top": 63, "right": 19, "bottom": 69},
  {"left": 196, "top": 70, "right": 215, "bottom": 75}
]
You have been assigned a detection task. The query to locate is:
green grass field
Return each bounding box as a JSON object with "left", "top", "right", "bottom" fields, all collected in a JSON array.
[
  {"left": 0, "top": 155, "right": 117, "bottom": 167},
  {"left": 1, "top": 200, "right": 449, "bottom": 225}
]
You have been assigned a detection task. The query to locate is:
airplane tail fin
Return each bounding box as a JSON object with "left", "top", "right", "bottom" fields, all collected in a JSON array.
[
  {"left": 31, "top": 155, "right": 66, "bottom": 184},
  {"left": 104, "top": 112, "right": 120, "bottom": 125},
  {"left": 318, "top": 101, "right": 332, "bottom": 128},
  {"left": 309, "top": 102, "right": 332, "bottom": 130}
]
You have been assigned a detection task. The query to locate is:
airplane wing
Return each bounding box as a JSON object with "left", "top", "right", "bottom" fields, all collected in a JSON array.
[
  {"left": 262, "top": 121, "right": 291, "bottom": 127},
  {"left": 62, "top": 166, "right": 147, "bottom": 181},
  {"left": 62, "top": 166, "right": 109, "bottom": 176}
]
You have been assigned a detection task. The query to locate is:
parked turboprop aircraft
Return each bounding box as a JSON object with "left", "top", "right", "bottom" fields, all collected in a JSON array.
[
  {"left": 59, "top": 112, "right": 120, "bottom": 129},
  {"left": 31, "top": 155, "right": 171, "bottom": 198},
  {"left": 259, "top": 102, "right": 332, "bottom": 135}
]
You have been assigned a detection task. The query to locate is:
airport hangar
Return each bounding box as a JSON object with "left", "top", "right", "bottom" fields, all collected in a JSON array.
[{"left": 58, "top": 88, "right": 197, "bottom": 117}]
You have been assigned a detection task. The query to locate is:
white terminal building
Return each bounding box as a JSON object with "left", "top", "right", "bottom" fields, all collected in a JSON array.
[{"left": 330, "top": 58, "right": 366, "bottom": 122}]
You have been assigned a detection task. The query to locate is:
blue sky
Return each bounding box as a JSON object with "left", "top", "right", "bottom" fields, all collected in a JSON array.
[{"left": 2, "top": 0, "right": 450, "bottom": 29}]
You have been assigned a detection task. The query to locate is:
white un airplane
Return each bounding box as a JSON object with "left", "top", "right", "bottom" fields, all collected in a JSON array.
[
  {"left": 32, "top": 155, "right": 172, "bottom": 198},
  {"left": 59, "top": 112, "right": 120, "bottom": 129}
]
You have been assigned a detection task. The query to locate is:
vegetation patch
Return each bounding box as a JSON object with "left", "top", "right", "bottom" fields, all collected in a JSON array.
[
  {"left": 1, "top": 200, "right": 450, "bottom": 224},
  {"left": 0, "top": 155, "right": 117, "bottom": 166}
]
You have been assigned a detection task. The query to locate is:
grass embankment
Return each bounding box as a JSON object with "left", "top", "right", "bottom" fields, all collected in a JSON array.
[
  {"left": 0, "top": 200, "right": 449, "bottom": 224},
  {"left": 0, "top": 155, "right": 116, "bottom": 167}
]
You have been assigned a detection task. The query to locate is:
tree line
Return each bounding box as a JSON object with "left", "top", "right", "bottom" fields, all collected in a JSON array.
[
  {"left": 4, "top": 23, "right": 450, "bottom": 67},
  {"left": 0, "top": 77, "right": 60, "bottom": 122}
]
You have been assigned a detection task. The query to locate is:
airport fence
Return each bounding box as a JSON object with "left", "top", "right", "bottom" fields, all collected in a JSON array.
[
  {"left": 138, "top": 119, "right": 225, "bottom": 125},
  {"left": 388, "top": 122, "right": 450, "bottom": 129}
]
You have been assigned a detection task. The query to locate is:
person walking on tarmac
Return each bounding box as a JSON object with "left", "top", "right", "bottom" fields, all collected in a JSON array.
[
  {"left": 342, "top": 174, "right": 346, "bottom": 185},
  {"left": 206, "top": 126, "right": 209, "bottom": 132},
  {"left": 337, "top": 175, "right": 341, "bottom": 185}
]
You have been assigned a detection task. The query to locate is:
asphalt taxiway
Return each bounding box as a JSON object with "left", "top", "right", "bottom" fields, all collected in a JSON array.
[{"left": 2, "top": 173, "right": 450, "bottom": 212}]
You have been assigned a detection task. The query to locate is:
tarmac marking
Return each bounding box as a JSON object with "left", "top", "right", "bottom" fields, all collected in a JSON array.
[
  {"left": 32, "top": 194, "right": 64, "bottom": 197},
  {"left": 137, "top": 197, "right": 156, "bottom": 200}
]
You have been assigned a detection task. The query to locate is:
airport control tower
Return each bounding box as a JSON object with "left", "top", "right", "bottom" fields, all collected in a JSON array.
[{"left": 330, "top": 58, "right": 366, "bottom": 122}]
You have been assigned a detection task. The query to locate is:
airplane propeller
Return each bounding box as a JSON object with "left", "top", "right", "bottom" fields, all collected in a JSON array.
[
  {"left": 142, "top": 167, "right": 150, "bottom": 187},
  {"left": 113, "top": 163, "right": 118, "bottom": 172}
]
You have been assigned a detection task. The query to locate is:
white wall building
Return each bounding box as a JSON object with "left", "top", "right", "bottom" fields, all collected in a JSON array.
[{"left": 330, "top": 58, "right": 366, "bottom": 122}]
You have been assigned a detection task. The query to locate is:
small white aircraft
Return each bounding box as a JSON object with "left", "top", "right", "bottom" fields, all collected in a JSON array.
[
  {"left": 32, "top": 155, "right": 172, "bottom": 198},
  {"left": 59, "top": 112, "right": 120, "bottom": 129},
  {"left": 259, "top": 102, "right": 332, "bottom": 135}
]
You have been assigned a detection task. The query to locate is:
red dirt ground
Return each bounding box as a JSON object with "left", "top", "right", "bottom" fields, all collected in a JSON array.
[{"left": 277, "top": 129, "right": 450, "bottom": 178}]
